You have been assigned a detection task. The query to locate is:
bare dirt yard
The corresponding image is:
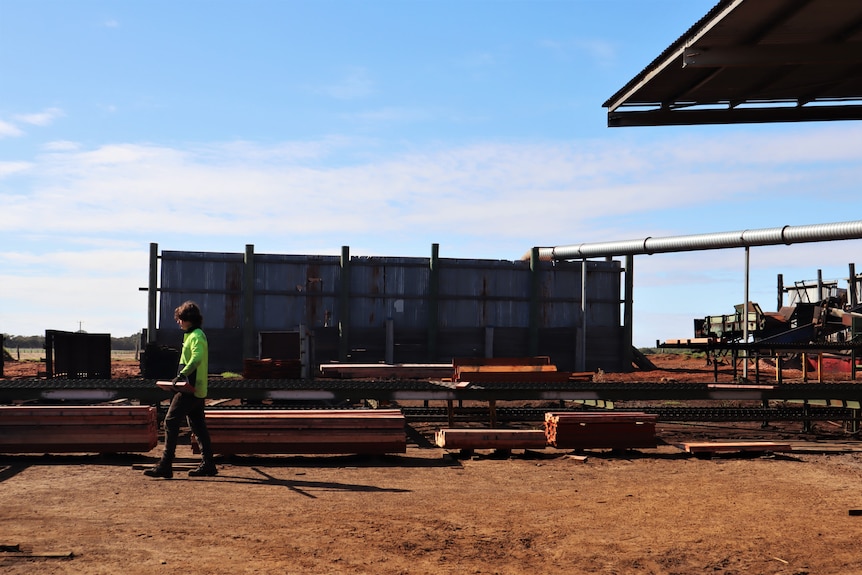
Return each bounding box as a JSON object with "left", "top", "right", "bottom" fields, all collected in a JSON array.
[{"left": 2, "top": 354, "right": 862, "bottom": 574}]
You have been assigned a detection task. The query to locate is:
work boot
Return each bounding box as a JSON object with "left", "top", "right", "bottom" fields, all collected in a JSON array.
[
  {"left": 143, "top": 460, "right": 173, "bottom": 479},
  {"left": 188, "top": 461, "right": 218, "bottom": 477}
]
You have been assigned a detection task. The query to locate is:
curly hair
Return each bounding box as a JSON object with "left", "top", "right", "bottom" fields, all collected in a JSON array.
[{"left": 174, "top": 300, "right": 203, "bottom": 329}]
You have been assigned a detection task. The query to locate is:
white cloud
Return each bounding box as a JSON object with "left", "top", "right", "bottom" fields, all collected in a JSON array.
[
  {"left": 2, "top": 125, "right": 860, "bottom": 247},
  {"left": 0, "top": 161, "right": 32, "bottom": 178},
  {"left": 43, "top": 140, "right": 81, "bottom": 152},
  {"left": 13, "top": 107, "right": 64, "bottom": 127},
  {"left": 2, "top": 123, "right": 862, "bottom": 339},
  {"left": 315, "top": 67, "right": 374, "bottom": 100},
  {"left": 0, "top": 120, "right": 23, "bottom": 138}
]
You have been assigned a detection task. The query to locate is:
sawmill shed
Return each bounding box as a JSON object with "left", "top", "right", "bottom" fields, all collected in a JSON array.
[{"left": 144, "top": 243, "right": 627, "bottom": 375}]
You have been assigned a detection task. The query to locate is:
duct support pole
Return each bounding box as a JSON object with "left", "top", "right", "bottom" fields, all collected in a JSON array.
[
  {"left": 242, "top": 244, "right": 256, "bottom": 361},
  {"left": 818, "top": 269, "right": 824, "bottom": 301},
  {"left": 579, "top": 259, "right": 587, "bottom": 372},
  {"left": 777, "top": 273, "right": 784, "bottom": 312},
  {"left": 743, "top": 246, "right": 750, "bottom": 381},
  {"left": 851, "top": 263, "right": 858, "bottom": 381},
  {"left": 484, "top": 326, "right": 494, "bottom": 358},
  {"left": 623, "top": 255, "right": 634, "bottom": 372},
  {"left": 528, "top": 248, "right": 540, "bottom": 358},
  {"left": 339, "top": 246, "right": 351, "bottom": 362},
  {"left": 147, "top": 242, "right": 158, "bottom": 344},
  {"left": 427, "top": 243, "right": 439, "bottom": 362}
]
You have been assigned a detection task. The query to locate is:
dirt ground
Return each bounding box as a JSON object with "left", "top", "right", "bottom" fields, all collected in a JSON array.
[{"left": 2, "top": 354, "right": 862, "bottom": 574}]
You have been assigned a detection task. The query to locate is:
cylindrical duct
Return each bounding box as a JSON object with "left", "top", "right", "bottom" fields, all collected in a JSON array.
[{"left": 536, "top": 220, "right": 862, "bottom": 261}]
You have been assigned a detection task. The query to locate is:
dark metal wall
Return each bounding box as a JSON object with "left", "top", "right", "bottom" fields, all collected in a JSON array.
[{"left": 152, "top": 246, "right": 625, "bottom": 374}]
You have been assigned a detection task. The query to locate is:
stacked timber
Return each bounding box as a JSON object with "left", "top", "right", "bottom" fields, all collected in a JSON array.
[
  {"left": 0, "top": 405, "right": 158, "bottom": 454},
  {"left": 544, "top": 412, "right": 657, "bottom": 450},
  {"left": 195, "top": 409, "right": 407, "bottom": 455},
  {"left": 453, "top": 357, "right": 573, "bottom": 384},
  {"left": 319, "top": 363, "right": 454, "bottom": 380},
  {"left": 435, "top": 428, "right": 547, "bottom": 450}
]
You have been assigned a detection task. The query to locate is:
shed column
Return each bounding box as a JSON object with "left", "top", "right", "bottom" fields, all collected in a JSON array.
[
  {"left": 427, "top": 243, "right": 440, "bottom": 362},
  {"left": 242, "top": 244, "right": 256, "bottom": 361},
  {"left": 623, "top": 255, "right": 634, "bottom": 372},
  {"left": 529, "top": 247, "right": 540, "bottom": 357},
  {"left": 147, "top": 242, "right": 158, "bottom": 344},
  {"left": 339, "top": 246, "right": 351, "bottom": 362}
]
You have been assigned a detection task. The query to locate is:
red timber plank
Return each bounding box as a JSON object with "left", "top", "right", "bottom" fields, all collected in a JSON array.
[
  {"left": 679, "top": 441, "right": 793, "bottom": 454},
  {"left": 434, "top": 429, "right": 547, "bottom": 450},
  {"left": 196, "top": 409, "right": 407, "bottom": 455},
  {"left": 544, "top": 412, "right": 657, "bottom": 450},
  {"left": 0, "top": 406, "right": 158, "bottom": 454}
]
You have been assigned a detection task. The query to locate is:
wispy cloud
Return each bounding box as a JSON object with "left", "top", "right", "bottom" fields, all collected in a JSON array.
[
  {"left": 2, "top": 123, "right": 860, "bottom": 246},
  {"left": 540, "top": 38, "right": 617, "bottom": 68},
  {"left": 0, "top": 120, "right": 24, "bottom": 138},
  {"left": 2, "top": 123, "right": 861, "bottom": 337},
  {"left": 314, "top": 67, "right": 375, "bottom": 100},
  {"left": 0, "top": 161, "right": 31, "bottom": 178},
  {"left": 13, "top": 107, "right": 64, "bottom": 127}
]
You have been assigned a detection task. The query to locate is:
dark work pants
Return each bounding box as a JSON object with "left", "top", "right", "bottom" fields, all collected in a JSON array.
[{"left": 162, "top": 392, "right": 213, "bottom": 464}]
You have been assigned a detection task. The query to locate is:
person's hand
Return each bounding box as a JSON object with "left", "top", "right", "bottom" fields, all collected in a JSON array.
[{"left": 171, "top": 376, "right": 180, "bottom": 386}]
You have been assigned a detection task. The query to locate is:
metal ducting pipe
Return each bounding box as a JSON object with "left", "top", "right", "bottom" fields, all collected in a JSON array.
[{"left": 533, "top": 220, "right": 862, "bottom": 261}]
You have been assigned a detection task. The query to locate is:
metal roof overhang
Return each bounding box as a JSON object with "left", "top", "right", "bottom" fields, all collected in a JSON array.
[{"left": 604, "top": 0, "right": 862, "bottom": 127}]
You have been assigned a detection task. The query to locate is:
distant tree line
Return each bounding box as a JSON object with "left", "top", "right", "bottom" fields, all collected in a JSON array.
[{"left": 2, "top": 333, "right": 141, "bottom": 351}]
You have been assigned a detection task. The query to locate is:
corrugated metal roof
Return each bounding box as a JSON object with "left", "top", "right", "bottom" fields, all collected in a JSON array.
[{"left": 605, "top": 0, "right": 862, "bottom": 126}]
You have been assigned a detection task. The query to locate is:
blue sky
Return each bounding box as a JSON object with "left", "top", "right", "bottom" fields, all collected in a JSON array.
[{"left": 2, "top": 0, "right": 861, "bottom": 347}]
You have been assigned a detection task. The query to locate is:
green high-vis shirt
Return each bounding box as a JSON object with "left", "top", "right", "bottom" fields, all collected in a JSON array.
[{"left": 179, "top": 328, "right": 209, "bottom": 399}]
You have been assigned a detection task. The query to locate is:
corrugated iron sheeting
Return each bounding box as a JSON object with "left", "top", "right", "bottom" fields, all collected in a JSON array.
[{"left": 155, "top": 249, "right": 624, "bottom": 372}]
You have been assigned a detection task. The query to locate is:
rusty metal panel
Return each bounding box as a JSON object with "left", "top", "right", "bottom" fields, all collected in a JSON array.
[
  {"left": 349, "top": 257, "right": 430, "bottom": 328},
  {"left": 438, "top": 258, "right": 531, "bottom": 328},
  {"left": 159, "top": 251, "right": 245, "bottom": 331},
  {"left": 252, "top": 253, "right": 341, "bottom": 331}
]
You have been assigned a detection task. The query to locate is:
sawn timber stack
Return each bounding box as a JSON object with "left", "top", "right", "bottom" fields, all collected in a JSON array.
[
  {"left": 193, "top": 409, "right": 407, "bottom": 455},
  {"left": 0, "top": 405, "right": 158, "bottom": 454},
  {"left": 544, "top": 411, "right": 657, "bottom": 450}
]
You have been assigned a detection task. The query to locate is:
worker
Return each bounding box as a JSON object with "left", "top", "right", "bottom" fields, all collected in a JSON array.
[{"left": 144, "top": 301, "right": 217, "bottom": 479}]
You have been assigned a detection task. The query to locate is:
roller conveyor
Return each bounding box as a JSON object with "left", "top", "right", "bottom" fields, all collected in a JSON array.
[{"left": 2, "top": 377, "right": 862, "bottom": 405}]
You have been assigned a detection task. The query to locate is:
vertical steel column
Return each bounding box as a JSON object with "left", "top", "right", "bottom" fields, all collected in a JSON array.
[
  {"left": 579, "top": 259, "right": 587, "bottom": 372},
  {"left": 851, "top": 263, "right": 858, "bottom": 381},
  {"left": 147, "top": 242, "right": 158, "bottom": 343},
  {"left": 339, "top": 246, "right": 351, "bottom": 362},
  {"left": 817, "top": 269, "right": 824, "bottom": 301},
  {"left": 528, "top": 248, "right": 540, "bottom": 357},
  {"left": 743, "top": 246, "right": 750, "bottom": 381},
  {"left": 242, "top": 244, "right": 256, "bottom": 361},
  {"left": 623, "top": 255, "right": 634, "bottom": 372},
  {"left": 427, "top": 243, "right": 439, "bottom": 362},
  {"left": 777, "top": 273, "right": 784, "bottom": 311}
]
